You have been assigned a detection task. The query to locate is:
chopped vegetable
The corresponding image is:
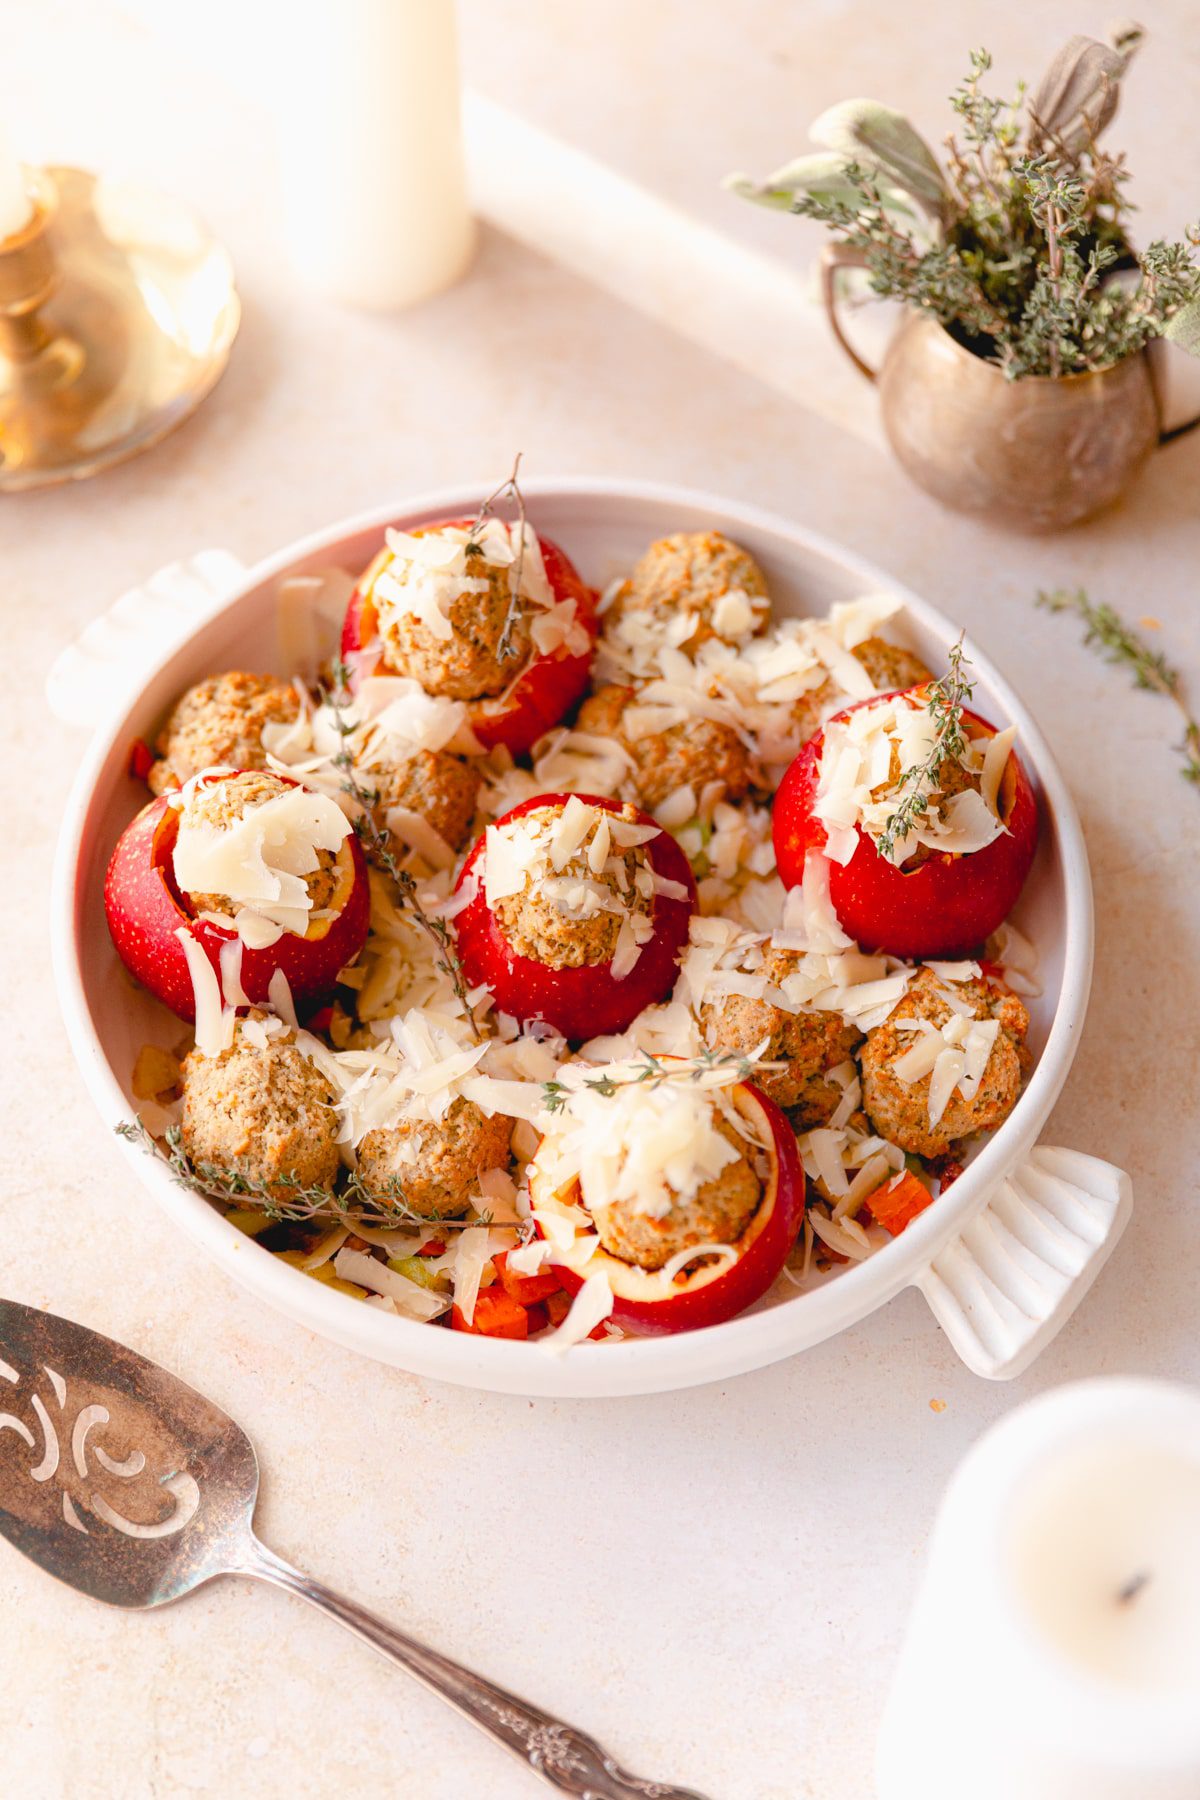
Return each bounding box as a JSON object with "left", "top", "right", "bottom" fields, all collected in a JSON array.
[
  {"left": 493, "top": 1250, "right": 562, "bottom": 1306},
  {"left": 451, "top": 1289, "right": 529, "bottom": 1339},
  {"left": 387, "top": 1255, "right": 446, "bottom": 1292},
  {"left": 277, "top": 1250, "right": 367, "bottom": 1297},
  {"left": 863, "top": 1170, "right": 934, "bottom": 1236}
]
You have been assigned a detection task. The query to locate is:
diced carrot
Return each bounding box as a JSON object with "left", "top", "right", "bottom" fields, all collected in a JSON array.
[
  {"left": 493, "top": 1249, "right": 562, "bottom": 1306},
  {"left": 451, "top": 1289, "right": 528, "bottom": 1339},
  {"left": 864, "top": 1170, "right": 935, "bottom": 1237},
  {"left": 127, "top": 737, "right": 155, "bottom": 782}
]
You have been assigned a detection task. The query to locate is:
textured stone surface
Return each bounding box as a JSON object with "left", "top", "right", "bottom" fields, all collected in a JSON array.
[{"left": 1, "top": 4, "right": 1198, "bottom": 1797}]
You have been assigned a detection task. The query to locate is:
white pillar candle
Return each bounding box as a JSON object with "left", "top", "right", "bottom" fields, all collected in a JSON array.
[
  {"left": 0, "top": 126, "right": 32, "bottom": 242},
  {"left": 877, "top": 1380, "right": 1200, "bottom": 1800},
  {"left": 273, "top": 0, "right": 475, "bottom": 311}
]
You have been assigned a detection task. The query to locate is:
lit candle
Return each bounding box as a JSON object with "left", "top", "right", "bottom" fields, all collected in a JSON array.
[
  {"left": 272, "top": 0, "right": 475, "bottom": 310},
  {"left": 877, "top": 1380, "right": 1200, "bottom": 1800},
  {"left": 0, "top": 126, "right": 32, "bottom": 242}
]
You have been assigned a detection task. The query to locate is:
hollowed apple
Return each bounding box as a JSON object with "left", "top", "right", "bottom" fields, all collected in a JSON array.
[
  {"left": 341, "top": 519, "right": 597, "bottom": 758},
  {"left": 103, "top": 774, "right": 370, "bottom": 1023},
  {"left": 773, "top": 690, "right": 1038, "bottom": 960},
  {"left": 453, "top": 792, "right": 696, "bottom": 1041},
  {"left": 529, "top": 1081, "right": 805, "bottom": 1335}
]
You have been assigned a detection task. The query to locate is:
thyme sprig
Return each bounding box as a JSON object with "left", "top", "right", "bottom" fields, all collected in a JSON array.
[
  {"left": 1036, "top": 588, "right": 1200, "bottom": 785},
  {"left": 116, "top": 1118, "right": 494, "bottom": 1231},
  {"left": 324, "top": 660, "right": 483, "bottom": 1038},
  {"left": 877, "top": 639, "right": 974, "bottom": 862},
  {"left": 465, "top": 452, "right": 528, "bottom": 663},
  {"left": 730, "top": 34, "right": 1200, "bottom": 379},
  {"left": 541, "top": 1047, "right": 778, "bottom": 1114}
]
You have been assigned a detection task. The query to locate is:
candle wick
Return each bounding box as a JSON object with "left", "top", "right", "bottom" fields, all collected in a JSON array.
[{"left": 1116, "top": 1570, "right": 1151, "bottom": 1606}]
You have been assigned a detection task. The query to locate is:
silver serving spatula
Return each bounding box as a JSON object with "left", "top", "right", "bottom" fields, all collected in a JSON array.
[{"left": 0, "top": 1297, "right": 709, "bottom": 1799}]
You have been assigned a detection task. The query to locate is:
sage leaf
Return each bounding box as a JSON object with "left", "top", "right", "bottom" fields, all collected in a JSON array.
[
  {"left": 724, "top": 151, "right": 913, "bottom": 217},
  {"left": 1163, "top": 295, "right": 1200, "bottom": 358},
  {"left": 808, "top": 99, "right": 949, "bottom": 220},
  {"left": 1026, "top": 32, "right": 1139, "bottom": 153}
]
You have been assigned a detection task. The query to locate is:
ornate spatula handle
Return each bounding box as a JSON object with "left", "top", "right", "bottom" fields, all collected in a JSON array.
[{"left": 242, "top": 1540, "right": 711, "bottom": 1799}]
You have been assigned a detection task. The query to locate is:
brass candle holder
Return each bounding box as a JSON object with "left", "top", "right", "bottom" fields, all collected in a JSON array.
[{"left": 0, "top": 166, "right": 240, "bottom": 492}]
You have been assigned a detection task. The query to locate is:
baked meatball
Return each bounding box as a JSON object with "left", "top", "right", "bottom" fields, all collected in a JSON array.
[
  {"left": 792, "top": 637, "right": 933, "bottom": 745},
  {"left": 376, "top": 543, "right": 531, "bottom": 701},
  {"left": 609, "top": 531, "right": 770, "bottom": 652},
  {"left": 860, "top": 969, "right": 1029, "bottom": 1159},
  {"left": 181, "top": 1019, "right": 339, "bottom": 1200},
  {"left": 490, "top": 801, "right": 654, "bottom": 971},
  {"left": 149, "top": 672, "right": 301, "bottom": 795},
  {"left": 702, "top": 947, "right": 862, "bottom": 1123},
  {"left": 576, "top": 683, "right": 752, "bottom": 813},
  {"left": 590, "top": 1119, "right": 763, "bottom": 1270},
  {"left": 363, "top": 749, "right": 481, "bottom": 857},
  {"left": 179, "top": 770, "right": 341, "bottom": 918},
  {"left": 355, "top": 1097, "right": 513, "bottom": 1218}
]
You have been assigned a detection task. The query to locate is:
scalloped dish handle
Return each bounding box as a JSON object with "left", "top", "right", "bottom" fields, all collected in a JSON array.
[
  {"left": 45, "top": 550, "right": 247, "bottom": 731},
  {"left": 914, "top": 1147, "right": 1133, "bottom": 1380}
]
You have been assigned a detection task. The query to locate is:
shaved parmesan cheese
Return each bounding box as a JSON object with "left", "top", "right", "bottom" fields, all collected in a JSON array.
[
  {"left": 926, "top": 1048, "right": 966, "bottom": 1128},
  {"left": 218, "top": 937, "right": 250, "bottom": 1008},
  {"left": 980, "top": 725, "right": 1016, "bottom": 817},
  {"left": 173, "top": 782, "right": 351, "bottom": 942},
  {"left": 268, "top": 968, "right": 299, "bottom": 1031},
  {"left": 657, "top": 1242, "right": 738, "bottom": 1283},
  {"left": 539, "top": 1272, "right": 613, "bottom": 1356},
  {"left": 176, "top": 929, "right": 234, "bottom": 1059},
  {"left": 333, "top": 1249, "right": 450, "bottom": 1319},
  {"left": 449, "top": 1227, "right": 493, "bottom": 1326}
]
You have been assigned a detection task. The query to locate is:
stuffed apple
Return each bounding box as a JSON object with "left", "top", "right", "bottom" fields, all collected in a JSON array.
[
  {"left": 526, "top": 1064, "right": 805, "bottom": 1335},
  {"left": 453, "top": 792, "right": 695, "bottom": 1040},
  {"left": 104, "top": 769, "right": 369, "bottom": 1024},
  {"left": 772, "top": 686, "right": 1038, "bottom": 959},
  {"left": 340, "top": 515, "right": 597, "bottom": 758}
]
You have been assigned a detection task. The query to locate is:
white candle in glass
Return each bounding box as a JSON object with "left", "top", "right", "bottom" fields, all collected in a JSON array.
[
  {"left": 272, "top": 0, "right": 475, "bottom": 310},
  {"left": 877, "top": 1380, "right": 1200, "bottom": 1800},
  {"left": 0, "top": 126, "right": 32, "bottom": 242}
]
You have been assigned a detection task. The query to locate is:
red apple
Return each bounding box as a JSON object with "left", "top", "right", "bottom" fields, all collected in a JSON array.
[
  {"left": 529, "top": 1081, "right": 805, "bottom": 1335},
  {"left": 341, "top": 519, "right": 597, "bottom": 758},
  {"left": 453, "top": 792, "right": 696, "bottom": 1041},
  {"left": 104, "top": 774, "right": 370, "bottom": 1023},
  {"left": 773, "top": 690, "right": 1038, "bottom": 960}
]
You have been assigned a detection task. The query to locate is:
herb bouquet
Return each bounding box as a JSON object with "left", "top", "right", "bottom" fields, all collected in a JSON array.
[{"left": 728, "top": 27, "right": 1200, "bottom": 528}]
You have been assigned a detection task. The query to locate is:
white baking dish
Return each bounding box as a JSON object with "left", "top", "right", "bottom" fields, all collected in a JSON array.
[{"left": 49, "top": 479, "right": 1131, "bottom": 1397}]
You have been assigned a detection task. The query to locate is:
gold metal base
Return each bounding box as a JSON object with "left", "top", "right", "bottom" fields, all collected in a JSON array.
[{"left": 0, "top": 167, "right": 240, "bottom": 492}]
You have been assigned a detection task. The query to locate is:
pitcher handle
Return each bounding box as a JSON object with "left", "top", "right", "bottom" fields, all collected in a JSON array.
[{"left": 819, "top": 243, "right": 879, "bottom": 383}]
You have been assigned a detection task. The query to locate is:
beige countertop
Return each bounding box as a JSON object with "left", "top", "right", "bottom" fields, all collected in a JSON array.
[{"left": 2, "top": 4, "right": 1199, "bottom": 1796}]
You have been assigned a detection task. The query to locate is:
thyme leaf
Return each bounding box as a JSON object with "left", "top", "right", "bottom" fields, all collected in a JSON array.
[
  {"left": 464, "top": 452, "right": 528, "bottom": 663},
  {"left": 876, "top": 638, "right": 975, "bottom": 862},
  {"left": 1036, "top": 588, "right": 1200, "bottom": 786},
  {"left": 731, "top": 36, "right": 1200, "bottom": 379},
  {"left": 115, "top": 1118, "right": 495, "bottom": 1231},
  {"left": 540, "top": 1047, "right": 779, "bottom": 1113},
  {"left": 323, "top": 661, "right": 484, "bottom": 1038}
]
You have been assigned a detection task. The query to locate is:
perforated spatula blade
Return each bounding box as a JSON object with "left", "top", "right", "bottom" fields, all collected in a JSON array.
[{"left": 0, "top": 1297, "right": 709, "bottom": 1799}]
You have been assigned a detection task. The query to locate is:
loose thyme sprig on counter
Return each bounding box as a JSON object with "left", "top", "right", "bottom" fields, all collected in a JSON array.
[
  {"left": 465, "top": 451, "right": 528, "bottom": 664},
  {"left": 324, "top": 659, "right": 483, "bottom": 1039},
  {"left": 116, "top": 1119, "right": 494, "bottom": 1231},
  {"left": 541, "top": 1048, "right": 778, "bottom": 1113},
  {"left": 876, "top": 638, "right": 974, "bottom": 861},
  {"left": 1037, "top": 588, "right": 1200, "bottom": 786}
]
